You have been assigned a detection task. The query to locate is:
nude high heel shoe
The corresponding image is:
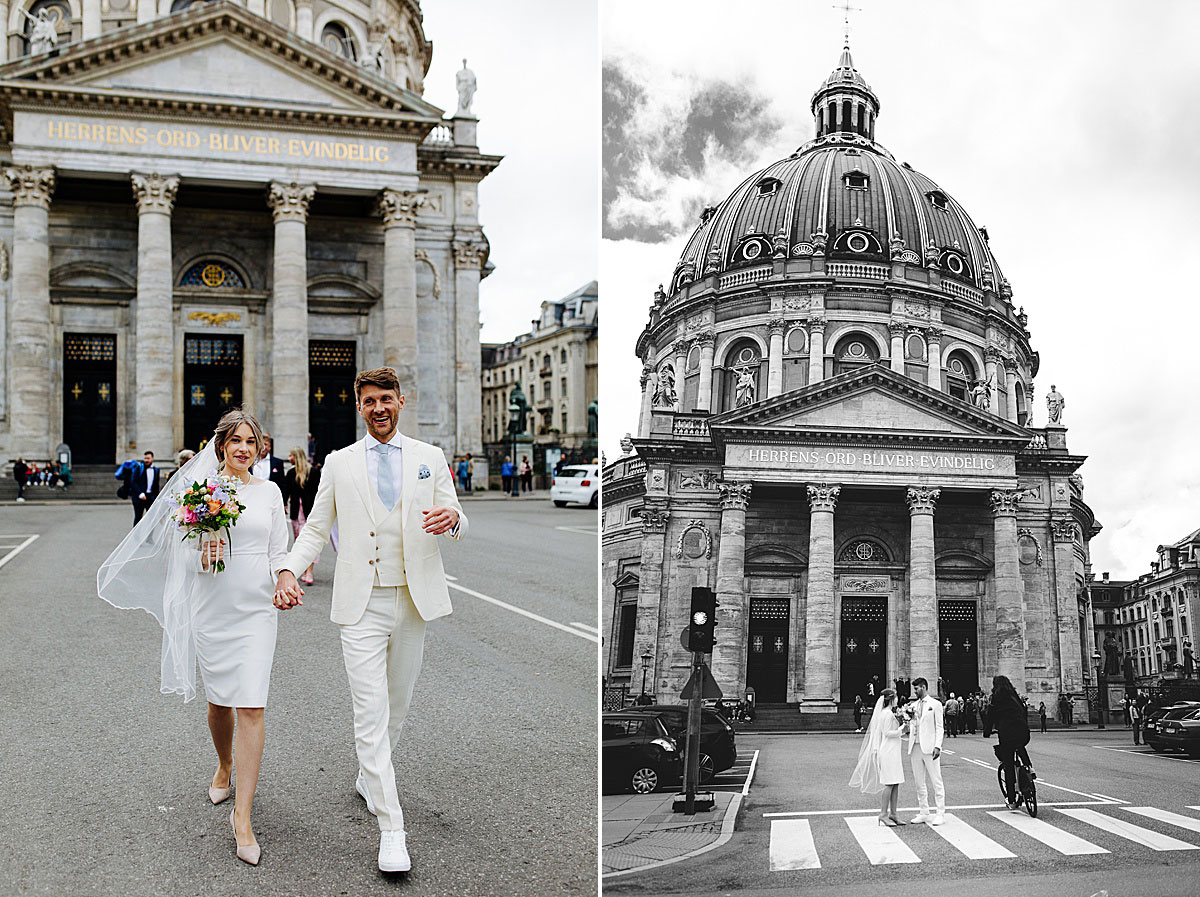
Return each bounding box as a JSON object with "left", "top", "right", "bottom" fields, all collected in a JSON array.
[
  {"left": 230, "top": 808, "right": 261, "bottom": 866},
  {"left": 209, "top": 784, "right": 231, "bottom": 805}
]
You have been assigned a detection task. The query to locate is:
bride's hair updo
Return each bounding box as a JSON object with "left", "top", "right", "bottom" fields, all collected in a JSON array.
[
  {"left": 211, "top": 408, "right": 265, "bottom": 462},
  {"left": 880, "top": 687, "right": 897, "bottom": 706}
]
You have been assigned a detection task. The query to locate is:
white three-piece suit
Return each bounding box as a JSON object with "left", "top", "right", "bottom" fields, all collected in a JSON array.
[
  {"left": 907, "top": 694, "right": 946, "bottom": 817},
  {"left": 279, "top": 432, "right": 466, "bottom": 832}
]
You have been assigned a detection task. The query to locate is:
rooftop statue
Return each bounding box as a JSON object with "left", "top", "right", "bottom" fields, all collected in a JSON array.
[
  {"left": 456, "top": 59, "right": 477, "bottom": 116},
  {"left": 1046, "top": 384, "right": 1065, "bottom": 425}
]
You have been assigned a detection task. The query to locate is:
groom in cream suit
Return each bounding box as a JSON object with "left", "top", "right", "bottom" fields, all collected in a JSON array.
[
  {"left": 906, "top": 676, "right": 946, "bottom": 825},
  {"left": 273, "top": 367, "right": 466, "bottom": 873}
]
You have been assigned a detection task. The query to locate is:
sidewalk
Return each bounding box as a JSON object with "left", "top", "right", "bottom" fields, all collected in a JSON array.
[
  {"left": 602, "top": 790, "right": 741, "bottom": 878},
  {"left": 458, "top": 489, "right": 551, "bottom": 501}
]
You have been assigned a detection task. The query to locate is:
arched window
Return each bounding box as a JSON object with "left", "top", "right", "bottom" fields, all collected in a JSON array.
[
  {"left": 719, "top": 339, "right": 763, "bottom": 411},
  {"left": 944, "top": 350, "right": 976, "bottom": 402},
  {"left": 180, "top": 260, "right": 246, "bottom": 289},
  {"left": 1014, "top": 379, "right": 1028, "bottom": 426},
  {"left": 170, "top": 0, "right": 213, "bottom": 11},
  {"left": 832, "top": 333, "right": 879, "bottom": 376},
  {"left": 321, "top": 21, "right": 357, "bottom": 61}
]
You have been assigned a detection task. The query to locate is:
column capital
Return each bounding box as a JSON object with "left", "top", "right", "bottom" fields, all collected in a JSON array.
[
  {"left": 718, "top": 481, "right": 752, "bottom": 511},
  {"left": 639, "top": 362, "right": 653, "bottom": 388},
  {"left": 925, "top": 325, "right": 944, "bottom": 343},
  {"left": 452, "top": 240, "right": 487, "bottom": 269},
  {"left": 377, "top": 188, "right": 426, "bottom": 228},
  {"left": 695, "top": 330, "right": 716, "bottom": 347},
  {"left": 808, "top": 315, "right": 827, "bottom": 332},
  {"left": 4, "top": 165, "right": 55, "bottom": 209},
  {"left": 989, "top": 488, "right": 1024, "bottom": 517},
  {"left": 888, "top": 320, "right": 907, "bottom": 337},
  {"left": 906, "top": 486, "right": 941, "bottom": 514},
  {"left": 641, "top": 501, "right": 669, "bottom": 534},
  {"left": 985, "top": 345, "right": 1004, "bottom": 362},
  {"left": 672, "top": 337, "right": 692, "bottom": 355},
  {"left": 1003, "top": 356, "right": 1019, "bottom": 374},
  {"left": 769, "top": 316, "right": 786, "bottom": 334},
  {"left": 268, "top": 181, "right": 316, "bottom": 223},
  {"left": 1051, "top": 516, "right": 1077, "bottom": 543},
  {"left": 806, "top": 482, "right": 840, "bottom": 513},
  {"left": 131, "top": 172, "right": 179, "bottom": 215}
]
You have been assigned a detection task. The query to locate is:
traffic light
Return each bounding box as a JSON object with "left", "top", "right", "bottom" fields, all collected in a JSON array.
[{"left": 689, "top": 587, "right": 717, "bottom": 653}]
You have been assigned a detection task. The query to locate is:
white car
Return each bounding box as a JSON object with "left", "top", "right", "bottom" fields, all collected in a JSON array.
[{"left": 551, "top": 464, "right": 599, "bottom": 508}]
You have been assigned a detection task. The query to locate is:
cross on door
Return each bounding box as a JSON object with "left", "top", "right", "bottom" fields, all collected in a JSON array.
[
  {"left": 97, "top": 383, "right": 111, "bottom": 402},
  {"left": 942, "top": 637, "right": 953, "bottom": 652},
  {"left": 314, "top": 387, "right": 325, "bottom": 404},
  {"left": 868, "top": 638, "right": 880, "bottom": 653},
  {"left": 70, "top": 383, "right": 82, "bottom": 400},
  {"left": 846, "top": 638, "right": 858, "bottom": 653},
  {"left": 338, "top": 389, "right": 349, "bottom": 404},
  {"left": 220, "top": 387, "right": 233, "bottom": 404},
  {"left": 963, "top": 638, "right": 972, "bottom": 651}
]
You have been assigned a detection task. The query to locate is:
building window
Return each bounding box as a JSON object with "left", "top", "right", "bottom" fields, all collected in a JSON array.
[
  {"left": 615, "top": 603, "right": 637, "bottom": 668},
  {"left": 562, "top": 410, "right": 569, "bottom": 431},
  {"left": 843, "top": 171, "right": 869, "bottom": 190},
  {"left": 720, "top": 339, "right": 763, "bottom": 412},
  {"left": 927, "top": 190, "right": 949, "bottom": 210},
  {"left": 320, "top": 21, "right": 357, "bottom": 60},
  {"left": 180, "top": 260, "right": 246, "bottom": 289},
  {"left": 945, "top": 351, "right": 977, "bottom": 402},
  {"left": 832, "top": 333, "right": 879, "bottom": 376},
  {"left": 561, "top": 348, "right": 567, "bottom": 363},
  {"left": 756, "top": 177, "right": 781, "bottom": 197},
  {"left": 561, "top": 376, "right": 567, "bottom": 397}
]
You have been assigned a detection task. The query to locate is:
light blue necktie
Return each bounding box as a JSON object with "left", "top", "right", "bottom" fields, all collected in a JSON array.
[{"left": 373, "top": 443, "right": 396, "bottom": 509}]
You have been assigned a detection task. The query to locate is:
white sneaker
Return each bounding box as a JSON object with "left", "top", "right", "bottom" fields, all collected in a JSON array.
[
  {"left": 15, "top": 497, "right": 24, "bottom": 502},
  {"left": 910, "top": 814, "right": 930, "bottom": 824},
  {"left": 378, "top": 830, "right": 411, "bottom": 872},
  {"left": 356, "top": 772, "right": 377, "bottom": 816},
  {"left": 930, "top": 814, "right": 946, "bottom": 826}
]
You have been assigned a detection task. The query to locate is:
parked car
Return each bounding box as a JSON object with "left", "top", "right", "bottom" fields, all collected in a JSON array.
[
  {"left": 1155, "top": 707, "right": 1200, "bottom": 757},
  {"left": 1143, "top": 702, "right": 1200, "bottom": 752},
  {"left": 628, "top": 703, "right": 737, "bottom": 783},
  {"left": 602, "top": 711, "right": 681, "bottom": 794},
  {"left": 550, "top": 464, "right": 598, "bottom": 508}
]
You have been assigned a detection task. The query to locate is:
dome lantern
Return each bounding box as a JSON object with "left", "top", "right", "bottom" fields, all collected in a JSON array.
[{"left": 811, "top": 42, "right": 880, "bottom": 140}]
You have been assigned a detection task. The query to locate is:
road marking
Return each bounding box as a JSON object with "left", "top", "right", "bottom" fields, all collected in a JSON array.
[
  {"left": 959, "top": 754, "right": 1116, "bottom": 801},
  {"left": 926, "top": 813, "right": 1016, "bottom": 859},
  {"left": 763, "top": 800, "right": 1112, "bottom": 818},
  {"left": 555, "top": 525, "right": 598, "bottom": 535},
  {"left": 769, "top": 819, "right": 821, "bottom": 870},
  {"left": 1090, "top": 792, "right": 1127, "bottom": 804},
  {"left": 743, "top": 749, "right": 760, "bottom": 796},
  {"left": 1121, "top": 807, "right": 1200, "bottom": 835},
  {"left": 987, "top": 811, "right": 1109, "bottom": 855},
  {"left": 1055, "top": 808, "right": 1200, "bottom": 851},
  {"left": 0, "top": 534, "right": 38, "bottom": 571},
  {"left": 1093, "top": 745, "right": 1199, "bottom": 764},
  {"left": 446, "top": 581, "right": 598, "bottom": 643},
  {"left": 569, "top": 621, "right": 599, "bottom": 633},
  {"left": 844, "top": 815, "right": 921, "bottom": 865}
]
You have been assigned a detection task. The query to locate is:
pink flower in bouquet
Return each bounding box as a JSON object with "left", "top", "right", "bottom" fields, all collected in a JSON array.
[{"left": 182, "top": 507, "right": 199, "bottom": 525}]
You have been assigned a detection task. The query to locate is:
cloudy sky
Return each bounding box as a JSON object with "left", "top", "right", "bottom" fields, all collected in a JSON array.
[
  {"left": 601, "top": 0, "right": 1200, "bottom": 579},
  {"left": 422, "top": 0, "right": 598, "bottom": 343}
]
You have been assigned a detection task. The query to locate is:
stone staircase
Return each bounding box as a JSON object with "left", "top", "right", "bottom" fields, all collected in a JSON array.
[{"left": 1, "top": 465, "right": 125, "bottom": 502}]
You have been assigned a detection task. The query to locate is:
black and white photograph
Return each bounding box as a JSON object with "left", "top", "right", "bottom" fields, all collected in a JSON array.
[
  {"left": 0, "top": 0, "right": 598, "bottom": 894},
  {"left": 600, "top": 2, "right": 1200, "bottom": 896}
]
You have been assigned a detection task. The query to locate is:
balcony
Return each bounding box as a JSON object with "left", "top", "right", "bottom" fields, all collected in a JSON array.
[
  {"left": 1161, "top": 604, "right": 1174, "bottom": 616},
  {"left": 672, "top": 415, "right": 711, "bottom": 438},
  {"left": 1156, "top": 635, "right": 1178, "bottom": 648}
]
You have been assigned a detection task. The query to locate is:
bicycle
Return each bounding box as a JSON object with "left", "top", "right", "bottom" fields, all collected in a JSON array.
[{"left": 995, "top": 749, "right": 1038, "bottom": 817}]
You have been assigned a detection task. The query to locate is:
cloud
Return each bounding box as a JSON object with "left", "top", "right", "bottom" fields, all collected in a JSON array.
[{"left": 602, "top": 54, "right": 787, "bottom": 242}]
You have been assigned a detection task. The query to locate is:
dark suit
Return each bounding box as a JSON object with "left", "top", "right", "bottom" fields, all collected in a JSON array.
[{"left": 131, "top": 464, "right": 161, "bottom": 525}]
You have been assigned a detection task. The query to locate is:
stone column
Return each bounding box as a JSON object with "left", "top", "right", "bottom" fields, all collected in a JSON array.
[
  {"left": 247, "top": 0, "right": 266, "bottom": 16},
  {"left": 267, "top": 181, "right": 315, "bottom": 456},
  {"left": 713, "top": 482, "right": 752, "bottom": 698},
  {"left": 907, "top": 486, "right": 941, "bottom": 683},
  {"left": 695, "top": 331, "right": 715, "bottom": 412},
  {"left": 673, "top": 339, "right": 689, "bottom": 411},
  {"left": 766, "top": 317, "right": 785, "bottom": 398},
  {"left": 376, "top": 189, "right": 425, "bottom": 436},
  {"left": 131, "top": 172, "right": 180, "bottom": 458},
  {"left": 0, "top": 2, "right": 8, "bottom": 64},
  {"left": 991, "top": 490, "right": 1027, "bottom": 689},
  {"left": 889, "top": 321, "right": 906, "bottom": 374},
  {"left": 985, "top": 347, "right": 1002, "bottom": 416},
  {"left": 137, "top": 0, "right": 154, "bottom": 23},
  {"left": 4, "top": 165, "right": 55, "bottom": 457},
  {"left": 81, "top": 0, "right": 101, "bottom": 40},
  {"left": 1051, "top": 516, "right": 1084, "bottom": 695},
  {"left": 295, "top": 0, "right": 315, "bottom": 42},
  {"left": 802, "top": 483, "right": 840, "bottom": 712},
  {"left": 1025, "top": 382, "right": 1036, "bottom": 426},
  {"left": 633, "top": 501, "right": 670, "bottom": 697},
  {"left": 1004, "top": 359, "right": 1020, "bottom": 423},
  {"left": 926, "top": 326, "right": 943, "bottom": 391},
  {"left": 566, "top": 336, "right": 588, "bottom": 436},
  {"left": 638, "top": 362, "right": 653, "bottom": 437},
  {"left": 807, "top": 316, "right": 826, "bottom": 385},
  {"left": 453, "top": 239, "right": 486, "bottom": 456}
]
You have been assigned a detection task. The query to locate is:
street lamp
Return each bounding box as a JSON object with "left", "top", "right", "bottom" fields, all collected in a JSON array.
[
  {"left": 640, "top": 649, "right": 652, "bottom": 701},
  {"left": 1092, "top": 650, "right": 1105, "bottom": 729}
]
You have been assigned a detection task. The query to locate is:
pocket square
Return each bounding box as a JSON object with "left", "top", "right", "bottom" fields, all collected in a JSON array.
[{"left": 418, "top": 464, "right": 431, "bottom": 479}]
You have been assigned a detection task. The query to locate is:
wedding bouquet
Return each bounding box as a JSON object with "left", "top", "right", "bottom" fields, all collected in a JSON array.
[{"left": 170, "top": 473, "right": 246, "bottom": 573}]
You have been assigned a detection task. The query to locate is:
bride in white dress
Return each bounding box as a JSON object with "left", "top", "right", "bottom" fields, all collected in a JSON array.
[
  {"left": 98, "top": 409, "right": 288, "bottom": 866},
  {"left": 849, "top": 687, "right": 909, "bottom": 826}
]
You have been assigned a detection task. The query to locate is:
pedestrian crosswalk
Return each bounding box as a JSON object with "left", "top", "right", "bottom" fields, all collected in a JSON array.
[{"left": 766, "top": 805, "right": 1200, "bottom": 871}]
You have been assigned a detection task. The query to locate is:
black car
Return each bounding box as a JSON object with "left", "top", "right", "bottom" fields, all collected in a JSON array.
[
  {"left": 1143, "top": 702, "right": 1200, "bottom": 752},
  {"left": 602, "top": 712, "right": 681, "bottom": 794},
  {"left": 628, "top": 704, "right": 737, "bottom": 783},
  {"left": 1155, "top": 706, "right": 1200, "bottom": 757}
]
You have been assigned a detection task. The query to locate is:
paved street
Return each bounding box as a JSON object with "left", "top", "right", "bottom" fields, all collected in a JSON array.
[
  {"left": 605, "top": 729, "right": 1200, "bottom": 897},
  {"left": 0, "top": 498, "right": 598, "bottom": 896}
]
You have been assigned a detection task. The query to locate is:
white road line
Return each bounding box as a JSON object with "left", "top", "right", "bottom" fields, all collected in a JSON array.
[
  {"left": 959, "top": 754, "right": 1114, "bottom": 801},
  {"left": 987, "top": 811, "right": 1109, "bottom": 855},
  {"left": 569, "top": 621, "right": 599, "bottom": 633},
  {"left": 1090, "top": 792, "right": 1127, "bottom": 804},
  {"left": 763, "top": 800, "right": 1111, "bottom": 818},
  {"left": 926, "top": 813, "right": 1016, "bottom": 859},
  {"left": 1190, "top": 806, "right": 1200, "bottom": 812},
  {"left": 554, "top": 526, "right": 598, "bottom": 535},
  {"left": 742, "top": 749, "right": 760, "bottom": 796},
  {"left": 1093, "top": 745, "right": 1199, "bottom": 764},
  {"left": 1122, "top": 807, "right": 1200, "bottom": 835},
  {"left": 0, "top": 534, "right": 38, "bottom": 571},
  {"left": 769, "top": 819, "right": 821, "bottom": 870},
  {"left": 446, "top": 581, "right": 599, "bottom": 643},
  {"left": 1055, "top": 808, "right": 1200, "bottom": 851},
  {"left": 844, "top": 815, "right": 921, "bottom": 865}
]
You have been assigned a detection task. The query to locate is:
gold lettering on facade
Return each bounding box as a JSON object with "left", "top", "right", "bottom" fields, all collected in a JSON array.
[{"left": 187, "top": 311, "right": 242, "bottom": 327}]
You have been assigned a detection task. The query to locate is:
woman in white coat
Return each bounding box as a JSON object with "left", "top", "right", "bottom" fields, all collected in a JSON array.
[{"left": 849, "top": 687, "right": 909, "bottom": 826}]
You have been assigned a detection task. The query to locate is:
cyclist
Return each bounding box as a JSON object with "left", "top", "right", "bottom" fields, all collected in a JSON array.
[{"left": 983, "top": 674, "right": 1034, "bottom": 809}]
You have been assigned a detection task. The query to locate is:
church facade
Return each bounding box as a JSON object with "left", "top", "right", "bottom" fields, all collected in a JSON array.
[
  {"left": 602, "top": 45, "right": 1100, "bottom": 715},
  {"left": 0, "top": 0, "right": 500, "bottom": 468}
]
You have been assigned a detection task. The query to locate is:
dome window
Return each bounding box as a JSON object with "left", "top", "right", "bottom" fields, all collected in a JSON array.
[
  {"left": 927, "top": 191, "right": 949, "bottom": 211},
  {"left": 756, "top": 177, "right": 782, "bottom": 198},
  {"left": 833, "top": 333, "right": 879, "bottom": 376},
  {"left": 937, "top": 249, "right": 973, "bottom": 280},
  {"left": 321, "top": 22, "right": 358, "bottom": 61},
  {"left": 945, "top": 351, "right": 976, "bottom": 402},
  {"left": 831, "top": 229, "right": 883, "bottom": 256},
  {"left": 734, "top": 234, "right": 771, "bottom": 264},
  {"left": 843, "top": 171, "right": 869, "bottom": 190}
]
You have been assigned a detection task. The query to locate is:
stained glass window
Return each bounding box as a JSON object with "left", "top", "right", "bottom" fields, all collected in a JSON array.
[{"left": 181, "top": 261, "right": 245, "bottom": 289}]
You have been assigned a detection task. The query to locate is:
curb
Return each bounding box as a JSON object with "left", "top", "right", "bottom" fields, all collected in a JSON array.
[{"left": 602, "top": 791, "right": 743, "bottom": 880}]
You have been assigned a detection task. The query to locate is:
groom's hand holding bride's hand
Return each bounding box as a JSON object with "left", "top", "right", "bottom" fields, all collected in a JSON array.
[
  {"left": 421, "top": 506, "right": 459, "bottom": 535},
  {"left": 273, "top": 570, "right": 304, "bottom": 609}
]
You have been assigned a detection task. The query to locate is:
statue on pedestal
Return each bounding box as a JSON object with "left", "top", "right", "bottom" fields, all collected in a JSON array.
[
  {"left": 1103, "top": 633, "right": 1120, "bottom": 677},
  {"left": 22, "top": 9, "right": 59, "bottom": 56},
  {"left": 1046, "top": 384, "right": 1065, "bottom": 425},
  {"left": 651, "top": 364, "right": 676, "bottom": 408},
  {"left": 734, "top": 366, "right": 757, "bottom": 407},
  {"left": 1184, "top": 643, "right": 1195, "bottom": 678},
  {"left": 456, "top": 59, "right": 477, "bottom": 117},
  {"left": 587, "top": 398, "right": 598, "bottom": 437},
  {"left": 970, "top": 378, "right": 992, "bottom": 411}
]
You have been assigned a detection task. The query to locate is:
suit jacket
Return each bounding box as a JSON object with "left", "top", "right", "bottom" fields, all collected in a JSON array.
[
  {"left": 134, "top": 464, "right": 161, "bottom": 503},
  {"left": 267, "top": 455, "right": 287, "bottom": 491},
  {"left": 907, "top": 695, "right": 945, "bottom": 754},
  {"left": 279, "top": 433, "right": 467, "bottom": 626}
]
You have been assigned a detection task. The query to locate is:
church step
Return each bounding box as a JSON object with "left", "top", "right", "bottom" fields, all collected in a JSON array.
[{"left": 736, "top": 703, "right": 1071, "bottom": 733}]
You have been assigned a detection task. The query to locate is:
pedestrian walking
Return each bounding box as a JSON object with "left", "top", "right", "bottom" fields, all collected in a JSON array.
[
  {"left": 1038, "top": 701, "right": 1047, "bottom": 733},
  {"left": 98, "top": 409, "right": 290, "bottom": 867},
  {"left": 519, "top": 455, "right": 533, "bottom": 493},
  {"left": 131, "top": 450, "right": 161, "bottom": 525},
  {"left": 1122, "top": 697, "right": 1132, "bottom": 727},
  {"left": 964, "top": 695, "right": 977, "bottom": 734},
  {"left": 1130, "top": 696, "right": 1142, "bottom": 745},
  {"left": 500, "top": 455, "right": 514, "bottom": 494},
  {"left": 944, "top": 693, "right": 959, "bottom": 737},
  {"left": 463, "top": 453, "right": 473, "bottom": 492},
  {"left": 854, "top": 694, "right": 864, "bottom": 733},
  {"left": 12, "top": 457, "right": 27, "bottom": 502},
  {"left": 456, "top": 456, "right": 471, "bottom": 492},
  {"left": 284, "top": 447, "right": 321, "bottom": 585}
]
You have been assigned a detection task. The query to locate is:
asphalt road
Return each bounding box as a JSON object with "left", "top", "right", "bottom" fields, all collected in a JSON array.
[
  {"left": 0, "top": 498, "right": 599, "bottom": 896},
  {"left": 607, "top": 728, "right": 1200, "bottom": 897}
]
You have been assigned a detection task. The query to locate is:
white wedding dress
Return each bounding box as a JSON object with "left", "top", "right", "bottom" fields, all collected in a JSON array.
[{"left": 192, "top": 480, "right": 289, "bottom": 707}]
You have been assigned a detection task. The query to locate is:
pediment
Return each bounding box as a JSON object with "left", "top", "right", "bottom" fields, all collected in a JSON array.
[
  {"left": 0, "top": 3, "right": 441, "bottom": 121},
  {"left": 710, "top": 365, "right": 1030, "bottom": 444}
]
